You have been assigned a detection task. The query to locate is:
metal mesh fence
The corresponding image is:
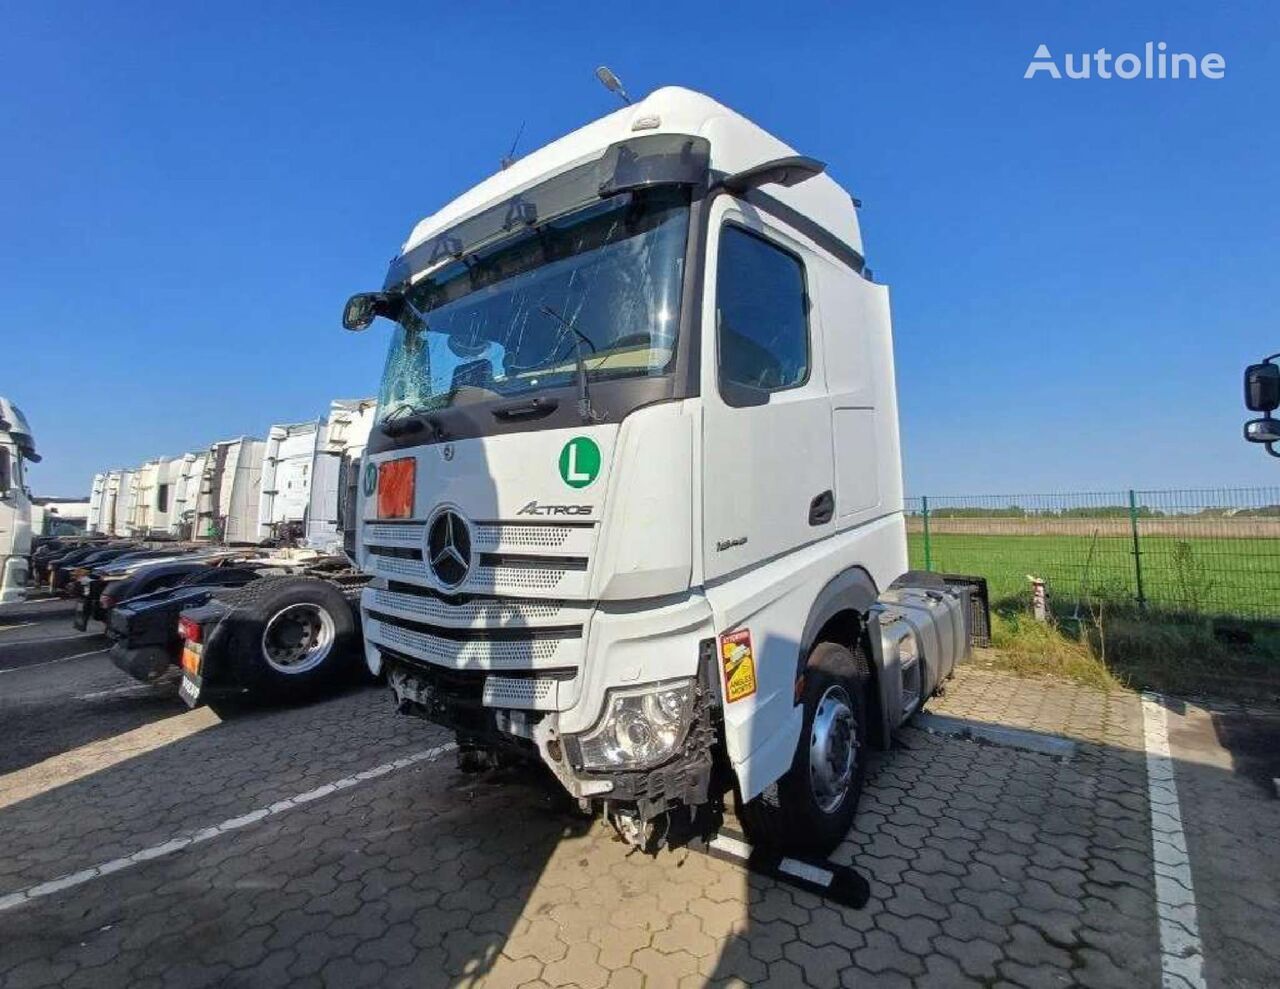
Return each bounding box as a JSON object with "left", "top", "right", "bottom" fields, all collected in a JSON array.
[{"left": 905, "top": 488, "right": 1280, "bottom": 621}]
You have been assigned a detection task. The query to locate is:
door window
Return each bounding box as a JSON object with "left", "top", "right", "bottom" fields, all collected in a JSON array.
[{"left": 716, "top": 225, "right": 810, "bottom": 405}]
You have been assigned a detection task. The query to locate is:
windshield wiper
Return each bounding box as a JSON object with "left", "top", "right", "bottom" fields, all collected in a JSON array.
[
  {"left": 539, "top": 305, "right": 603, "bottom": 423},
  {"left": 380, "top": 403, "right": 447, "bottom": 439}
]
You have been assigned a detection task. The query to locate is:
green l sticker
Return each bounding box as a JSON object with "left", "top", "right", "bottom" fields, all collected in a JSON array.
[
  {"left": 363, "top": 460, "right": 378, "bottom": 497},
  {"left": 559, "top": 437, "right": 601, "bottom": 489}
]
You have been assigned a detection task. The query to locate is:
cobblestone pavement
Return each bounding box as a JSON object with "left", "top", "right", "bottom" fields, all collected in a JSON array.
[{"left": 1, "top": 607, "right": 1277, "bottom": 988}]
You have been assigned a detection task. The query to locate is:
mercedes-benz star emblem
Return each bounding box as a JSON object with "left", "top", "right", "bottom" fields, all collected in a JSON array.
[{"left": 426, "top": 509, "right": 471, "bottom": 588}]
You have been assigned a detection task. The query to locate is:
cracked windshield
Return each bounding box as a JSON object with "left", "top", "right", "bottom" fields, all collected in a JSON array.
[{"left": 376, "top": 188, "right": 690, "bottom": 419}]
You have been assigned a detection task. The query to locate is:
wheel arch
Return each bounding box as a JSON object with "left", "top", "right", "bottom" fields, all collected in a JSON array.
[{"left": 798, "top": 566, "right": 892, "bottom": 750}]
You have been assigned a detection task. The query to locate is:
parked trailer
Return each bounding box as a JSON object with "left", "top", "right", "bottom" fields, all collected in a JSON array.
[{"left": 341, "top": 86, "right": 983, "bottom": 856}]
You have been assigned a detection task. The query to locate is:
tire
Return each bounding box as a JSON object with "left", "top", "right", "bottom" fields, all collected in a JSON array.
[
  {"left": 739, "top": 639, "right": 871, "bottom": 858},
  {"left": 216, "top": 576, "right": 359, "bottom": 698}
]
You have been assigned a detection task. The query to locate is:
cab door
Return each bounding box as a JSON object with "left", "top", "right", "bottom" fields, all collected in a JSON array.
[{"left": 701, "top": 199, "right": 834, "bottom": 583}]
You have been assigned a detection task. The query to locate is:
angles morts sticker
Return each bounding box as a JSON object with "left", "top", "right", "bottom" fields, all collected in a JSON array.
[{"left": 720, "top": 629, "right": 758, "bottom": 703}]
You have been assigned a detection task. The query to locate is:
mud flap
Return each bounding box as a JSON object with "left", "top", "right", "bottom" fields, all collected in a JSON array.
[{"left": 179, "top": 641, "right": 205, "bottom": 708}]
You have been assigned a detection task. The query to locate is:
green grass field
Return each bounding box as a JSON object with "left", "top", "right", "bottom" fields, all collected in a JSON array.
[
  {"left": 908, "top": 531, "right": 1280, "bottom": 698},
  {"left": 908, "top": 532, "right": 1280, "bottom": 619}
]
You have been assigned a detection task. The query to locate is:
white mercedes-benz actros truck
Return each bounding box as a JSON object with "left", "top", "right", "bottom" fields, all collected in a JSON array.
[
  {"left": 343, "top": 87, "right": 974, "bottom": 854},
  {"left": 0, "top": 397, "right": 39, "bottom": 603}
]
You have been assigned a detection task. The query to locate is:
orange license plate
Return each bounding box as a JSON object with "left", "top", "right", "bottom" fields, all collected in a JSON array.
[{"left": 377, "top": 458, "right": 415, "bottom": 519}]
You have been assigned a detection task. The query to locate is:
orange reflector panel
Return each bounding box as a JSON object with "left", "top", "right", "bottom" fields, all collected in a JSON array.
[
  {"left": 378, "top": 458, "right": 415, "bottom": 519},
  {"left": 181, "top": 646, "right": 201, "bottom": 676}
]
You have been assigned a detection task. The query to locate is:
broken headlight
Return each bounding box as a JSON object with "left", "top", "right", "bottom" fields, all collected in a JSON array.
[{"left": 575, "top": 679, "right": 695, "bottom": 771}]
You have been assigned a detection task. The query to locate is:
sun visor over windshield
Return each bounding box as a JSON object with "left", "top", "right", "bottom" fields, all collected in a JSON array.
[{"left": 384, "top": 134, "right": 710, "bottom": 291}]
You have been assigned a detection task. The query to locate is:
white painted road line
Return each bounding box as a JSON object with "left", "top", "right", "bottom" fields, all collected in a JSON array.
[
  {"left": 76, "top": 683, "right": 158, "bottom": 701},
  {"left": 0, "top": 622, "right": 36, "bottom": 633},
  {"left": 10, "top": 632, "right": 100, "bottom": 645},
  {"left": 1142, "top": 693, "right": 1206, "bottom": 989},
  {"left": 0, "top": 742, "right": 456, "bottom": 913},
  {"left": 0, "top": 648, "right": 108, "bottom": 675}
]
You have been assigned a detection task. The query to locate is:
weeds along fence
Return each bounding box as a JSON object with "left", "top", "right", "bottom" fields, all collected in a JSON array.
[{"left": 905, "top": 488, "right": 1280, "bottom": 622}]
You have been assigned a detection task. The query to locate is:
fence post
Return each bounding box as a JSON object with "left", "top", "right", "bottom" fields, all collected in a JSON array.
[
  {"left": 1128, "top": 489, "right": 1146, "bottom": 611},
  {"left": 922, "top": 496, "right": 932, "bottom": 570}
]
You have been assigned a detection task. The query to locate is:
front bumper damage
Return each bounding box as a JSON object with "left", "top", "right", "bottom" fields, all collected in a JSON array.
[{"left": 384, "top": 647, "right": 721, "bottom": 820}]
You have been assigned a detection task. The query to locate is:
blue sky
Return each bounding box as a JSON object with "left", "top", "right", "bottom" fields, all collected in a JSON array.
[{"left": 3, "top": 1, "right": 1277, "bottom": 496}]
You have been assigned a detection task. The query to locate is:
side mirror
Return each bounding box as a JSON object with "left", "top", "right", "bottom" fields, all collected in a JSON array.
[
  {"left": 1244, "top": 417, "right": 1280, "bottom": 444},
  {"left": 0, "top": 447, "right": 10, "bottom": 495},
  {"left": 342, "top": 292, "right": 400, "bottom": 332},
  {"left": 1244, "top": 361, "right": 1280, "bottom": 412}
]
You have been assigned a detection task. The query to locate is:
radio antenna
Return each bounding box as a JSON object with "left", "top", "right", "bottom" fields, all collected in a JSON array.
[{"left": 500, "top": 120, "right": 525, "bottom": 170}]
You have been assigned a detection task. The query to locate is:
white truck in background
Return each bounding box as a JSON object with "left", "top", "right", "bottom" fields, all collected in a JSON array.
[
  {"left": 31, "top": 498, "right": 90, "bottom": 538},
  {"left": 260, "top": 421, "right": 321, "bottom": 543},
  {"left": 169, "top": 453, "right": 207, "bottom": 539},
  {"left": 129, "top": 456, "right": 185, "bottom": 538},
  {"left": 0, "top": 397, "right": 39, "bottom": 603},
  {"left": 194, "top": 437, "right": 265, "bottom": 544},
  {"left": 341, "top": 87, "right": 978, "bottom": 855},
  {"left": 112, "top": 469, "right": 137, "bottom": 538},
  {"left": 305, "top": 399, "right": 378, "bottom": 554},
  {"left": 171, "top": 400, "right": 378, "bottom": 704},
  {"left": 87, "top": 473, "right": 107, "bottom": 534},
  {"left": 86, "top": 404, "right": 377, "bottom": 550}
]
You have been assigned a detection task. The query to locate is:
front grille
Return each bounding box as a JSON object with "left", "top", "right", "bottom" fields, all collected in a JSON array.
[
  {"left": 475, "top": 523, "right": 583, "bottom": 550},
  {"left": 363, "top": 512, "right": 600, "bottom": 711},
  {"left": 366, "top": 548, "right": 590, "bottom": 595},
  {"left": 470, "top": 565, "right": 572, "bottom": 593},
  {"left": 368, "top": 617, "right": 574, "bottom": 670},
  {"left": 483, "top": 676, "right": 560, "bottom": 709},
  {"left": 370, "top": 584, "right": 584, "bottom": 626},
  {"left": 386, "top": 651, "right": 569, "bottom": 714},
  {"left": 369, "top": 555, "right": 429, "bottom": 581},
  {"left": 367, "top": 545, "right": 422, "bottom": 560},
  {"left": 364, "top": 522, "right": 424, "bottom": 546}
]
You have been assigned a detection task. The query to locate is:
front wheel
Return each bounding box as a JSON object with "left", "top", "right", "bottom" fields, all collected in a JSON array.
[{"left": 740, "top": 640, "right": 870, "bottom": 858}]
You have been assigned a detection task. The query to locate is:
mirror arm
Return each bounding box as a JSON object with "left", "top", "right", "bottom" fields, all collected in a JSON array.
[{"left": 718, "top": 156, "right": 826, "bottom": 195}]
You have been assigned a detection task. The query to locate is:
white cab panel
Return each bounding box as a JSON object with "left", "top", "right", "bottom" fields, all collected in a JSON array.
[
  {"left": 700, "top": 198, "right": 835, "bottom": 583},
  {"left": 591, "top": 402, "right": 693, "bottom": 601}
]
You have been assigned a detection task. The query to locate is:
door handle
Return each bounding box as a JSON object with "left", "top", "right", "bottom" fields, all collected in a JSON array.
[{"left": 809, "top": 490, "right": 834, "bottom": 526}]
